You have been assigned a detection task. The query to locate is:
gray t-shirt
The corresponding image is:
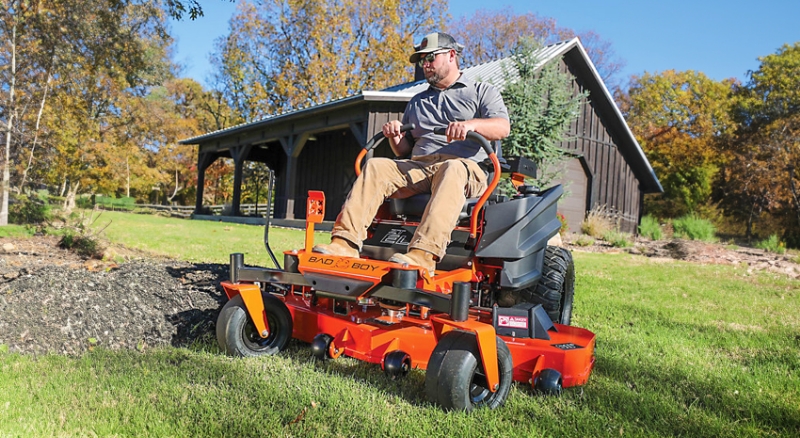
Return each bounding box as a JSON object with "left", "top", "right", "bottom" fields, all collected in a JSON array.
[{"left": 402, "top": 74, "right": 509, "bottom": 162}]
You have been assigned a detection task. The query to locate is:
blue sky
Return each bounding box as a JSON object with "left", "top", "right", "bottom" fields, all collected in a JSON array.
[{"left": 169, "top": 0, "right": 799, "bottom": 87}]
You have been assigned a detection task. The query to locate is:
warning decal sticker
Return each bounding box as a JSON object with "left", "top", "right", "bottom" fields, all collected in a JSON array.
[{"left": 497, "top": 315, "right": 529, "bottom": 329}]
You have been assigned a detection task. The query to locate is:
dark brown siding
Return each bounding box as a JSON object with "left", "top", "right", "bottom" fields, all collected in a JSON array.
[
  {"left": 558, "top": 59, "right": 643, "bottom": 234},
  {"left": 291, "top": 103, "right": 405, "bottom": 220},
  {"left": 293, "top": 129, "right": 361, "bottom": 220},
  {"left": 367, "top": 103, "right": 406, "bottom": 158},
  {"left": 554, "top": 158, "right": 589, "bottom": 233}
]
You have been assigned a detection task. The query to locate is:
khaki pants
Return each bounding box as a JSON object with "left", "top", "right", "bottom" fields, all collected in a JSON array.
[{"left": 332, "top": 154, "right": 488, "bottom": 259}]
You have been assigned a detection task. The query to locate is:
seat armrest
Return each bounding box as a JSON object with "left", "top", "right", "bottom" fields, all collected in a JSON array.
[{"left": 504, "top": 157, "right": 537, "bottom": 179}]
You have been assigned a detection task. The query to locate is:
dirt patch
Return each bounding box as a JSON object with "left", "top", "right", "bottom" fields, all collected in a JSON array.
[
  {"left": 1, "top": 235, "right": 797, "bottom": 356},
  {"left": 566, "top": 236, "right": 800, "bottom": 278}
]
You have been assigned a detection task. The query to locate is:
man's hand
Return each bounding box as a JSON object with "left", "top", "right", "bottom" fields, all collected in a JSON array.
[
  {"left": 445, "top": 118, "right": 510, "bottom": 142},
  {"left": 382, "top": 121, "right": 405, "bottom": 145},
  {"left": 445, "top": 121, "right": 473, "bottom": 142}
]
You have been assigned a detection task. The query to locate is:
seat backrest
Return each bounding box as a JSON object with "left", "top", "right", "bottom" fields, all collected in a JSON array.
[{"left": 388, "top": 195, "right": 477, "bottom": 224}]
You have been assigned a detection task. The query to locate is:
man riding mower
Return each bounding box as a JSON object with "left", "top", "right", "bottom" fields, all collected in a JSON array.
[
  {"left": 215, "top": 126, "right": 595, "bottom": 411},
  {"left": 215, "top": 32, "right": 594, "bottom": 412}
]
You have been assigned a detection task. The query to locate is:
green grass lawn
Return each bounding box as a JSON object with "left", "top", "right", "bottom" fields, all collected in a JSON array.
[
  {"left": 89, "top": 210, "right": 329, "bottom": 267},
  {"left": 1, "top": 212, "right": 798, "bottom": 437},
  {"left": 0, "top": 223, "right": 34, "bottom": 238}
]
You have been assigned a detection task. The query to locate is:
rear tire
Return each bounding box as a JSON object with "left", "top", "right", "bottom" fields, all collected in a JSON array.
[
  {"left": 425, "top": 331, "right": 513, "bottom": 411},
  {"left": 498, "top": 246, "right": 575, "bottom": 325},
  {"left": 216, "top": 293, "right": 293, "bottom": 357}
]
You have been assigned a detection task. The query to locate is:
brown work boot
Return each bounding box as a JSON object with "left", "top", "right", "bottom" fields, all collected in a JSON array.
[
  {"left": 389, "top": 249, "right": 436, "bottom": 277},
  {"left": 312, "top": 237, "right": 359, "bottom": 258}
]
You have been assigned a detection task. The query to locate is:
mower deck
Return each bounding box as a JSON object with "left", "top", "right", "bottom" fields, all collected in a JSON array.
[{"left": 221, "top": 257, "right": 595, "bottom": 389}]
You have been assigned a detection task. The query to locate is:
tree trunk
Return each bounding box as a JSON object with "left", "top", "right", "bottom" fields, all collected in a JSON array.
[
  {"left": 20, "top": 73, "right": 51, "bottom": 191},
  {"left": 746, "top": 201, "right": 762, "bottom": 242},
  {"left": 63, "top": 180, "right": 80, "bottom": 214},
  {"left": 1, "top": 19, "right": 17, "bottom": 226},
  {"left": 167, "top": 169, "right": 181, "bottom": 203},
  {"left": 788, "top": 166, "right": 800, "bottom": 228},
  {"left": 126, "top": 155, "right": 130, "bottom": 198}
]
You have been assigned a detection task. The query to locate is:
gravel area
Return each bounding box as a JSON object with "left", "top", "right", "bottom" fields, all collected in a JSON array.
[{"left": 1, "top": 237, "right": 227, "bottom": 355}]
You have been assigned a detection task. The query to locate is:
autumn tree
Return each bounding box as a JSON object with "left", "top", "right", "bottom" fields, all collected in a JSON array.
[
  {"left": 0, "top": 0, "right": 249, "bottom": 223},
  {"left": 0, "top": 0, "right": 238, "bottom": 214},
  {"left": 147, "top": 78, "right": 236, "bottom": 205},
  {"left": 721, "top": 43, "right": 800, "bottom": 241},
  {"left": 617, "top": 70, "right": 735, "bottom": 217},
  {"left": 0, "top": 0, "right": 177, "bottom": 220},
  {"left": 448, "top": 7, "right": 626, "bottom": 91},
  {"left": 40, "top": 1, "right": 172, "bottom": 210},
  {"left": 210, "top": 0, "right": 441, "bottom": 122}
]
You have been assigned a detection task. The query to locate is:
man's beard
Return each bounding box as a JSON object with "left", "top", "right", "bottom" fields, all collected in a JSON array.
[
  {"left": 426, "top": 63, "right": 450, "bottom": 86},
  {"left": 426, "top": 72, "right": 443, "bottom": 85}
]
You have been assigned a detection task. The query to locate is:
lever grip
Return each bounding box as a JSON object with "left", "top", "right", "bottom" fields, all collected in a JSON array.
[
  {"left": 433, "top": 127, "right": 494, "bottom": 156},
  {"left": 363, "top": 123, "right": 415, "bottom": 151}
]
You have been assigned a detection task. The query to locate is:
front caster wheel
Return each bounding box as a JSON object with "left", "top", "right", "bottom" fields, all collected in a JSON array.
[
  {"left": 216, "top": 293, "right": 293, "bottom": 357},
  {"left": 425, "top": 331, "right": 513, "bottom": 411},
  {"left": 534, "top": 368, "right": 563, "bottom": 395},
  {"left": 383, "top": 350, "right": 411, "bottom": 380},
  {"left": 311, "top": 333, "right": 334, "bottom": 360}
]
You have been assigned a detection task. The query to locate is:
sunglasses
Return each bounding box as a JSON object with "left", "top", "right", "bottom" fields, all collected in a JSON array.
[{"left": 417, "top": 50, "right": 451, "bottom": 67}]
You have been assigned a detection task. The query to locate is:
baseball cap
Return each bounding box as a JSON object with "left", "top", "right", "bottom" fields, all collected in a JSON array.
[{"left": 409, "top": 32, "right": 464, "bottom": 64}]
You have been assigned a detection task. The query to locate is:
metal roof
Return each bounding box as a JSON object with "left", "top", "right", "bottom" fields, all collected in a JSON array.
[{"left": 177, "top": 93, "right": 365, "bottom": 145}]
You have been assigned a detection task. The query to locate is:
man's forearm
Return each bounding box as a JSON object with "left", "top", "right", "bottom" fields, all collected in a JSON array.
[
  {"left": 468, "top": 117, "right": 511, "bottom": 141},
  {"left": 447, "top": 117, "right": 511, "bottom": 142}
]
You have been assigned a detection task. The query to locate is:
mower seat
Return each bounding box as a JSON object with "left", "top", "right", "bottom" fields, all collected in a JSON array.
[{"left": 388, "top": 195, "right": 478, "bottom": 223}]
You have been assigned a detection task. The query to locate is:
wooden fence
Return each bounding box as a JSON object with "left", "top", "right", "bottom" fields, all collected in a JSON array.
[{"left": 94, "top": 203, "right": 272, "bottom": 219}]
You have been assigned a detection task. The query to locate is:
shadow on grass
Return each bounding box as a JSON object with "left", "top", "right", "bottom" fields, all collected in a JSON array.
[
  {"left": 158, "top": 260, "right": 432, "bottom": 408},
  {"left": 280, "top": 339, "right": 433, "bottom": 408}
]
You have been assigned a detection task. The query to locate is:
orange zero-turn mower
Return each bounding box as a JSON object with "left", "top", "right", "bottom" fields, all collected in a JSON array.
[{"left": 216, "top": 126, "right": 595, "bottom": 411}]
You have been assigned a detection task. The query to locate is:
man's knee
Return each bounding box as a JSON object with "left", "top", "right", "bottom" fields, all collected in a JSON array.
[
  {"left": 435, "top": 160, "right": 469, "bottom": 183},
  {"left": 362, "top": 157, "right": 395, "bottom": 175}
]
